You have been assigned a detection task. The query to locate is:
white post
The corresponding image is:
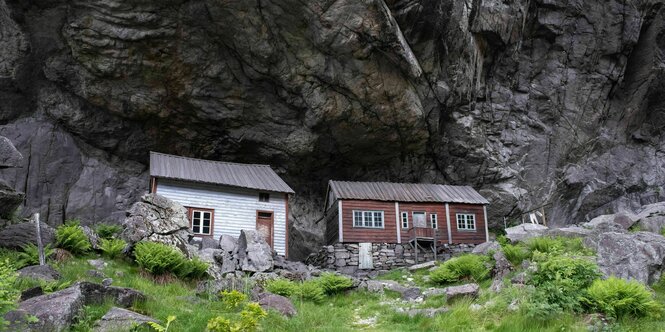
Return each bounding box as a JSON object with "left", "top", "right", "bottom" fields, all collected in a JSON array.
[
  {"left": 483, "top": 205, "right": 489, "bottom": 243},
  {"left": 445, "top": 203, "right": 452, "bottom": 244},
  {"left": 338, "top": 201, "right": 343, "bottom": 243},
  {"left": 395, "top": 202, "right": 401, "bottom": 244},
  {"left": 33, "top": 213, "right": 45, "bottom": 266}
]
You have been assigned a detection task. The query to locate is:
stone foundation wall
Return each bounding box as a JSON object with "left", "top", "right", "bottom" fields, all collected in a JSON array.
[{"left": 306, "top": 242, "right": 476, "bottom": 275}]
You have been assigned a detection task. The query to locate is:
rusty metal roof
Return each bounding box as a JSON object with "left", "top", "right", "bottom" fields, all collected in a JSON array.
[
  {"left": 328, "top": 180, "right": 489, "bottom": 204},
  {"left": 150, "top": 152, "right": 294, "bottom": 194}
]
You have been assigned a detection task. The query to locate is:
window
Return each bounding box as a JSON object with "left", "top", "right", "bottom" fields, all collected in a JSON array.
[
  {"left": 431, "top": 213, "right": 438, "bottom": 229},
  {"left": 353, "top": 210, "right": 384, "bottom": 228},
  {"left": 190, "top": 208, "right": 213, "bottom": 236},
  {"left": 456, "top": 213, "right": 476, "bottom": 231},
  {"left": 259, "top": 193, "right": 270, "bottom": 202},
  {"left": 401, "top": 212, "right": 409, "bottom": 228}
]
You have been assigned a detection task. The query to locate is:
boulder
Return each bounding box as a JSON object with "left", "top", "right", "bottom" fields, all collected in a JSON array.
[
  {"left": 635, "top": 202, "right": 665, "bottom": 233},
  {"left": 81, "top": 225, "right": 101, "bottom": 250},
  {"left": 401, "top": 287, "right": 422, "bottom": 301},
  {"left": 407, "top": 261, "right": 436, "bottom": 271},
  {"left": 120, "top": 194, "right": 192, "bottom": 256},
  {"left": 504, "top": 224, "right": 548, "bottom": 242},
  {"left": 363, "top": 280, "right": 407, "bottom": 294},
  {"left": 584, "top": 231, "right": 665, "bottom": 284},
  {"left": 273, "top": 255, "right": 312, "bottom": 280},
  {"left": 236, "top": 230, "right": 273, "bottom": 272},
  {"left": 444, "top": 283, "right": 479, "bottom": 302},
  {"left": 257, "top": 293, "right": 297, "bottom": 317},
  {"left": 492, "top": 249, "right": 512, "bottom": 278},
  {"left": 0, "top": 180, "right": 23, "bottom": 219},
  {"left": 192, "top": 248, "right": 224, "bottom": 280},
  {"left": 0, "top": 221, "right": 56, "bottom": 250},
  {"left": 216, "top": 234, "right": 239, "bottom": 274},
  {"left": 422, "top": 287, "right": 447, "bottom": 298},
  {"left": 471, "top": 241, "right": 500, "bottom": 255},
  {"left": 199, "top": 237, "right": 219, "bottom": 250},
  {"left": 583, "top": 212, "right": 638, "bottom": 230},
  {"left": 20, "top": 286, "right": 44, "bottom": 301},
  {"left": 545, "top": 226, "right": 591, "bottom": 238},
  {"left": 93, "top": 307, "right": 158, "bottom": 332},
  {"left": 88, "top": 259, "right": 107, "bottom": 270},
  {"left": 17, "top": 265, "right": 61, "bottom": 282}
]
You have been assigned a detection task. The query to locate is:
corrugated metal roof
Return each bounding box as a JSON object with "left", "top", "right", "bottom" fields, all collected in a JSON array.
[
  {"left": 150, "top": 152, "right": 294, "bottom": 194},
  {"left": 328, "top": 180, "right": 489, "bottom": 204}
]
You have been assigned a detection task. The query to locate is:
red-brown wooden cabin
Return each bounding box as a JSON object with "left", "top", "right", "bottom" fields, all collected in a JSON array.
[{"left": 323, "top": 180, "right": 490, "bottom": 246}]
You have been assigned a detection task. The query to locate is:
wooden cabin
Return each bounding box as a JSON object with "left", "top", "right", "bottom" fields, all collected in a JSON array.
[
  {"left": 148, "top": 152, "right": 294, "bottom": 257},
  {"left": 323, "top": 181, "right": 490, "bottom": 247}
]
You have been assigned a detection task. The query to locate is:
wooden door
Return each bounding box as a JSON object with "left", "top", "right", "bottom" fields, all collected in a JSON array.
[
  {"left": 359, "top": 242, "right": 373, "bottom": 269},
  {"left": 256, "top": 211, "right": 274, "bottom": 247}
]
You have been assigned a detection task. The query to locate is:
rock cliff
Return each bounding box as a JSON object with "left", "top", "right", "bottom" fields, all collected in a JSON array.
[{"left": 1, "top": 0, "right": 664, "bottom": 259}]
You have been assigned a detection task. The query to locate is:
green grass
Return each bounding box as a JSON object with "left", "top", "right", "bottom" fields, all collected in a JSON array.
[{"left": 3, "top": 242, "right": 665, "bottom": 332}]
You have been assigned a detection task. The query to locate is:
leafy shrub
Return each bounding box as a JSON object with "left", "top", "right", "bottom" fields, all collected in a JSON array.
[
  {"left": 95, "top": 224, "right": 122, "bottom": 239},
  {"left": 0, "top": 248, "right": 20, "bottom": 269},
  {"left": 220, "top": 290, "right": 247, "bottom": 309},
  {"left": 501, "top": 244, "right": 531, "bottom": 266},
  {"left": 525, "top": 237, "right": 562, "bottom": 254},
  {"left": 0, "top": 259, "right": 18, "bottom": 327},
  {"left": 207, "top": 302, "right": 266, "bottom": 332},
  {"left": 55, "top": 221, "right": 91, "bottom": 255},
  {"left": 265, "top": 278, "right": 296, "bottom": 297},
  {"left": 134, "top": 241, "right": 208, "bottom": 280},
  {"left": 99, "top": 238, "right": 126, "bottom": 259},
  {"left": 528, "top": 253, "right": 601, "bottom": 312},
  {"left": 18, "top": 243, "right": 55, "bottom": 267},
  {"left": 316, "top": 272, "right": 354, "bottom": 295},
  {"left": 584, "top": 277, "right": 663, "bottom": 319},
  {"left": 430, "top": 254, "right": 491, "bottom": 284},
  {"left": 176, "top": 257, "right": 209, "bottom": 280},
  {"left": 147, "top": 315, "right": 176, "bottom": 332},
  {"left": 207, "top": 316, "right": 232, "bottom": 332},
  {"left": 294, "top": 281, "right": 326, "bottom": 303},
  {"left": 134, "top": 242, "right": 186, "bottom": 276}
]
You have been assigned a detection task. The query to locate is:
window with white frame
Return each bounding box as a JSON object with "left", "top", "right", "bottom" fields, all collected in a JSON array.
[
  {"left": 353, "top": 210, "right": 384, "bottom": 228},
  {"left": 431, "top": 213, "right": 438, "bottom": 229},
  {"left": 190, "top": 209, "right": 213, "bottom": 235},
  {"left": 401, "top": 212, "right": 408, "bottom": 228},
  {"left": 456, "top": 213, "right": 476, "bottom": 230}
]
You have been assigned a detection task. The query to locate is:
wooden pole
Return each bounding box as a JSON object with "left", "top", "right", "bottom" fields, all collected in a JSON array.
[{"left": 33, "top": 213, "right": 45, "bottom": 266}]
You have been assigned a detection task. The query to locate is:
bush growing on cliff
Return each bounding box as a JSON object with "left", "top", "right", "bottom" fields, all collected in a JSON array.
[
  {"left": 133, "top": 241, "right": 208, "bottom": 280},
  {"left": 55, "top": 221, "right": 91, "bottom": 255},
  {"left": 527, "top": 252, "right": 601, "bottom": 313},
  {"left": 430, "top": 254, "right": 491, "bottom": 284},
  {"left": 95, "top": 224, "right": 122, "bottom": 240},
  {"left": 584, "top": 277, "right": 663, "bottom": 319},
  {"left": 99, "top": 238, "right": 126, "bottom": 259}
]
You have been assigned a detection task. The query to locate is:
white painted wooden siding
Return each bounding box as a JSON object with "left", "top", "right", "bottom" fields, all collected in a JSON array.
[{"left": 157, "top": 179, "right": 287, "bottom": 255}]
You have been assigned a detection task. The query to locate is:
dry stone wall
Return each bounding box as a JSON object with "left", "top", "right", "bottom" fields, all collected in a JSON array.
[{"left": 307, "top": 242, "right": 475, "bottom": 274}]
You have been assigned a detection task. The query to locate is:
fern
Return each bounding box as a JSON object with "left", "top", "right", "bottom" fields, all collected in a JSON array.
[
  {"left": 99, "top": 238, "right": 126, "bottom": 259},
  {"left": 18, "top": 243, "right": 55, "bottom": 267},
  {"left": 147, "top": 315, "right": 176, "bottom": 332},
  {"left": 95, "top": 224, "right": 122, "bottom": 239},
  {"left": 0, "top": 259, "right": 18, "bottom": 327},
  {"left": 55, "top": 221, "right": 91, "bottom": 255},
  {"left": 134, "top": 242, "right": 185, "bottom": 276}
]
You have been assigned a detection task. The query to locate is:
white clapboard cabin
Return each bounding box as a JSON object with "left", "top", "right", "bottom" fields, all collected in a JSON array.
[{"left": 149, "top": 152, "right": 295, "bottom": 257}]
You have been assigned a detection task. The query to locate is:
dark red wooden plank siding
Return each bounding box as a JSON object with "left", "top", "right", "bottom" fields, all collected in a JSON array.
[
  {"left": 449, "top": 203, "right": 487, "bottom": 244},
  {"left": 398, "top": 202, "right": 449, "bottom": 244},
  {"left": 341, "top": 200, "right": 397, "bottom": 243}
]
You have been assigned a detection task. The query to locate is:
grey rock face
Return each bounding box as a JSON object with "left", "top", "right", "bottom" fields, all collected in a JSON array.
[
  {"left": 120, "top": 193, "right": 192, "bottom": 255},
  {"left": 17, "top": 265, "right": 61, "bottom": 282},
  {"left": 257, "top": 293, "right": 297, "bottom": 317},
  {"left": 93, "top": 307, "right": 157, "bottom": 332},
  {"left": 634, "top": 202, "right": 665, "bottom": 233},
  {"left": 584, "top": 231, "right": 665, "bottom": 284},
  {"left": 0, "top": 136, "right": 22, "bottom": 168},
  {"left": 0, "top": 179, "right": 23, "bottom": 219},
  {"left": 192, "top": 248, "right": 224, "bottom": 281},
  {"left": 0, "top": 221, "right": 55, "bottom": 250},
  {"left": 1, "top": 0, "right": 665, "bottom": 259},
  {"left": 237, "top": 230, "right": 273, "bottom": 273},
  {"left": 471, "top": 241, "right": 500, "bottom": 255}
]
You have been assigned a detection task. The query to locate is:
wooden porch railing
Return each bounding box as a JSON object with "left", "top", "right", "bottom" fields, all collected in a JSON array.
[{"left": 407, "top": 226, "right": 440, "bottom": 263}]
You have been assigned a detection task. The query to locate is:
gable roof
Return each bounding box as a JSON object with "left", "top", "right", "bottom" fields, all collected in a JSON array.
[
  {"left": 150, "top": 152, "right": 294, "bottom": 194},
  {"left": 327, "top": 180, "right": 489, "bottom": 205}
]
